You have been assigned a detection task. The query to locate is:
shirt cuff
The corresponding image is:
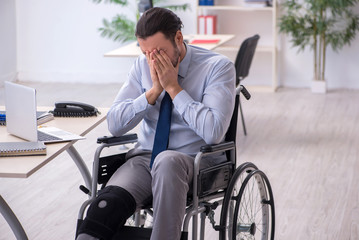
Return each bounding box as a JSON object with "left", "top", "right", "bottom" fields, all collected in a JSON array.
[
  {"left": 173, "top": 90, "right": 193, "bottom": 115},
  {"left": 133, "top": 92, "right": 148, "bottom": 114}
]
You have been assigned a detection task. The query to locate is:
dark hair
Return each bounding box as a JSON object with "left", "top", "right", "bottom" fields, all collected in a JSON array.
[{"left": 135, "top": 7, "right": 183, "bottom": 42}]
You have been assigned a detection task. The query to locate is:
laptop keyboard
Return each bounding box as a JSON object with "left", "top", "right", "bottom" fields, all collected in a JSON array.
[{"left": 37, "top": 131, "right": 62, "bottom": 142}]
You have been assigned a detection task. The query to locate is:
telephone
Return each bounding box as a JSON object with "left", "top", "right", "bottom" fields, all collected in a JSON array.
[{"left": 50, "top": 101, "right": 100, "bottom": 117}]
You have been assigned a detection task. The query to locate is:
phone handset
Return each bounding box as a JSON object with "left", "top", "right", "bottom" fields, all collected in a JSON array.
[{"left": 51, "top": 101, "right": 100, "bottom": 117}]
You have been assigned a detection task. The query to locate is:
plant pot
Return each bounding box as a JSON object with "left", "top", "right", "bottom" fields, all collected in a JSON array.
[{"left": 311, "top": 80, "right": 327, "bottom": 93}]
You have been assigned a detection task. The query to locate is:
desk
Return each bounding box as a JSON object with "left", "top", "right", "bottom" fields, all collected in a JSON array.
[
  {"left": 104, "top": 34, "right": 234, "bottom": 57},
  {"left": 0, "top": 106, "right": 108, "bottom": 239}
]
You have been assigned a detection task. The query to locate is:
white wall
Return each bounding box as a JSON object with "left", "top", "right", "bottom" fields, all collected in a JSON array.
[
  {"left": 15, "top": 0, "right": 195, "bottom": 84},
  {"left": 0, "top": 0, "right": 17, "bottom": 87},
  {"left": 15, "top": 0, "right": 137, "bottom": 83},
  {"left": 8, "top": 0, "right": 359, "bottom": 89}
]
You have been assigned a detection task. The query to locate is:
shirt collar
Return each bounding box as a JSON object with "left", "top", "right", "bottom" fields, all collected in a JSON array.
[{"left": 178, "top": 42, "right": 191, "bottom": 79}]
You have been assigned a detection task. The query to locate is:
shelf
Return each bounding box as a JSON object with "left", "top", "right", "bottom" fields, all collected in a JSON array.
[
  {"left": 198, "top": 5, "right": 273, "bottom": 12},
  {"left": 197, "top": 0, "right": 278, "bottom": 90}
]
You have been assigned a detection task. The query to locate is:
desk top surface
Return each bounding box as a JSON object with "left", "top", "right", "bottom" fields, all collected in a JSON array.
[
  {"left": 104, "top": 34, "right": 235, "bottom": 57},
  {"left": 0, "top": 107, "right": 108, "bottom": 178}
]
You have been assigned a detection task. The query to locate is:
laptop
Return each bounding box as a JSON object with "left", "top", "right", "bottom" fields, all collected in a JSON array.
[{"left": 4, "top": 81, "right": 85, "bottom": 143}]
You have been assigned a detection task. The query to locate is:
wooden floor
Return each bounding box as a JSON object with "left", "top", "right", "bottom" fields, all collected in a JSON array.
[{"left": 1, "top": 82, "right": 359, "bottom": 240}]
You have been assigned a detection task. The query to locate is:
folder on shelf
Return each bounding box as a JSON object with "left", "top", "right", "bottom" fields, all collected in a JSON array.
[
  {"left": 198, "top": 15, "right": 206, "bottom": 34},
  {"left": 197, "top": 15, "right": 217, "bottom": 35},
  {"left": 0, "top": 142, "right": 47, "bottom": 157},
  {"left": 205, "top": 15, "right": 217, "bottom": 34}
]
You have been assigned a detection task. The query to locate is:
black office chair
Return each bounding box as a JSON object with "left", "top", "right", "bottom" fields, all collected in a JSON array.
[
  {"left": 76, "top": 58, "right": 274, "bottom": 240},
  {"left": 235, "top": 34, "right": 260, "bottom": 136}
]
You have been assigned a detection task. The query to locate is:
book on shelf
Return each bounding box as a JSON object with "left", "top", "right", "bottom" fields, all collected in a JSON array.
[
  {"left": 199, "top": 0, "right": 214, "bottom": 6},
  {"left": 0, "top": 113, "right": 5, "bottom": 126},
  {"left": 0, "top": 142, "right": 47, "bottom": 157},
  {"left": 244, "top": 0, "right": 271, "bottom": 7},
  {"left": 0, "top": 111, "right": 54, "bottom": 126}
]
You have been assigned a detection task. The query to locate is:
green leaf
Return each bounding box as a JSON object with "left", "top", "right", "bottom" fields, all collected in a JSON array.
[
  {"left": 279, "top": 0, "right": 359, "bottom": 51},
  {"left": 99, "top": 15, "right": 136, "bottom": 43},
  {"left": 92, "top": 0, "right": 191, "bottom": 43},
  {"left": 159, "top": 4, "right": 191, "bottom": 11},
  {"left": 91, "top": 0, "right": 128, "bottom": 5}
]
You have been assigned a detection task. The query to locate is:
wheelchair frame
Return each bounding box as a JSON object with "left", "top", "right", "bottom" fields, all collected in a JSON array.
[{"left": 77, "top": 86, "right": 275, "bottom": 240}]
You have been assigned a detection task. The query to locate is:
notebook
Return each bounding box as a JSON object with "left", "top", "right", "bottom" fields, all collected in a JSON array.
[
  {"left": 0, "top": 112, "right": 5, "bottom": 126},
  {"left": 0, "top": 110, "right": 54, "bottom": 126},
  {"left": 4, "top": 81, "right": 85, "bottom": 143},
  {"left": 0, "top": 142, "right": 47, "bottom": 157}
]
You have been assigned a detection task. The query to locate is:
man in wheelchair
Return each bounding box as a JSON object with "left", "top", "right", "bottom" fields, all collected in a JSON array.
[{"left": 77, "top": 7, "right": 236, "bottom": 240}]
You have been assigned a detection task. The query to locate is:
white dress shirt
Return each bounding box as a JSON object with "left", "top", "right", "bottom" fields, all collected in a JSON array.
[{"left": 107, "top": 43, "right": 236, "bottom": 156}]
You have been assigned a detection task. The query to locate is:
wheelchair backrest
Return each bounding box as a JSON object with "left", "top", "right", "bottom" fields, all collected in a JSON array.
[{"left": 224, "top": 93, "right": 239, "bottom": 164}]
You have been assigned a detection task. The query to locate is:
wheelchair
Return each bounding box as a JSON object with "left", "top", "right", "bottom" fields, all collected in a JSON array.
[{"left": 76, "top": 81, "right": 275, "bottom": 240}]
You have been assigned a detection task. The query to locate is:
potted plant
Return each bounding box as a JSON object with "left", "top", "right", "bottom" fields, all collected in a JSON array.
[
  {"left": 279, "top": 0, "right": 359, "bottom": 93},
  {"left": 92, "top": 0, "right": 190, "bottom": 43}
]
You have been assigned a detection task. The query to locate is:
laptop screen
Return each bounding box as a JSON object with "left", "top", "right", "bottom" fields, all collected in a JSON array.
[{"left": 4, "top": 82, "right": 38, "bottom": 142}]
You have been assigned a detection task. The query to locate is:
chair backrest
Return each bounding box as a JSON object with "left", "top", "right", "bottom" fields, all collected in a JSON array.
[
  {"left": 224, "top": 33, "right": 259, "bottom": 161},
  {"left": 227, "top": 32, "right": 259, "bottom": 147},
  {"left": 234, "top": 34, "right": 260, "bottom": 85}
]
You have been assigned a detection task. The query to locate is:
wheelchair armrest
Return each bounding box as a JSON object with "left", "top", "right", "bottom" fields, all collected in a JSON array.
[
  {"left": 90, "top": 133, "right": 138, "bottom": 192},
  {"left": 97, "top": 133, "right": 138, "bottom": 144},
  {"left": 200, "top": 141, "right": 235, "bottom": 153}
]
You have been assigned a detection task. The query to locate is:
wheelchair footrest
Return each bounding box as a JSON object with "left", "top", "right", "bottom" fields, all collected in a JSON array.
[
  {"left": 114, "top": 226, "right": 189, "bottom": 240},
  {"left": 113, "top": 226, "right": 152, "bottom": 240},
  {"left": 181, "top": 231, "right": 188, "bottom": 240}
]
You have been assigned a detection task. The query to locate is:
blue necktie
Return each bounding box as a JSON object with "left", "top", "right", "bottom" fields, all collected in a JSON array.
[{"left": 150, "top": 92, "right": 172, "bottom": 169}]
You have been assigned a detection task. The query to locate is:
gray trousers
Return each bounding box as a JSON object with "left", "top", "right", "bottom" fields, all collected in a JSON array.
[
  {"left": 107, "top": 149, "right": 195, "bottom": 240},
  {"left": 78, "top": 148, "right": 225, "bottom": 240}
]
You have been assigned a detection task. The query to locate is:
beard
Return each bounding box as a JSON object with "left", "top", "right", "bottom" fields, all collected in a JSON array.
[{"left": 171, "top": 44, "right": 181, "bottom": 67}]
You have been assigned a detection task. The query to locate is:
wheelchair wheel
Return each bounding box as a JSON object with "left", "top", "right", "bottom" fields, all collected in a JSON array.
[
  {"left": 219, "top": 162, "right": 258, "bottom": 240},
  {"left": 219, "top": 163, "right": 275, "bottom": 240}
]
